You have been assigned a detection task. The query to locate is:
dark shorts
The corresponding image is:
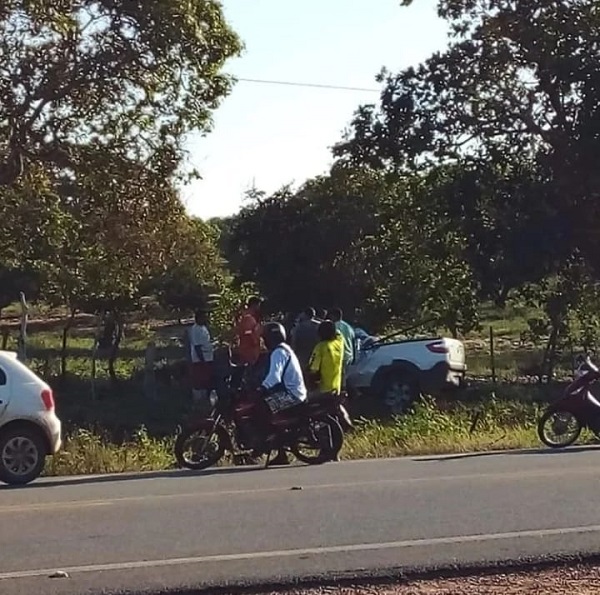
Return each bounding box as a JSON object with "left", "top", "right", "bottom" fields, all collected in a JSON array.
[{"left": 190, "top": 362, "right": 213, "bottom": 390}]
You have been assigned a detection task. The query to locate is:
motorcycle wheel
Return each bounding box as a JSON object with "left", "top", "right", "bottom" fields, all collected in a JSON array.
[
  {"left": 174, "top": 424, "right": 228, "bottom": 470},
  {"left": 537, "top": 409, "right": 582, "bottom": 448},
  {"left": 291, "top": 415, "right": 344, "bottom": 465}
]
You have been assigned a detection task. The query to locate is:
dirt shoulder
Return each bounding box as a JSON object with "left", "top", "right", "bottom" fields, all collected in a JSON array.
[{"left": 257, "top": 563, "right": 600, "bottom": 595}]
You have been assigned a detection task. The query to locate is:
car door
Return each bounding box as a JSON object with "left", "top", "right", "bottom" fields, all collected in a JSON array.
[{"left": 0, "top": 363, "right": 10, "bottom": 421}]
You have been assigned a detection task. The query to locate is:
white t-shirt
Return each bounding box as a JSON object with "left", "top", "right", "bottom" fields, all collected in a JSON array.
[
  {"left": 262, "top": 344, "right": 307, "bottom": 401},
  {"left": 189, "top": 324, "right": 214, "bottom": 363}
]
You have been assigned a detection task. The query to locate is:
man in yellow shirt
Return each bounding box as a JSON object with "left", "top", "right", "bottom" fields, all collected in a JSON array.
[
  {"left": 307, "top": 320, "right": 346, "bottom": 462},
  {"left": 308, "top": 320, "right": 344, "bottom": 395}
]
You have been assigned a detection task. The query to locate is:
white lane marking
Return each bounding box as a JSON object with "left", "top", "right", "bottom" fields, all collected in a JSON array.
[
  {"left": 1, "top": 464, "right": 599, "bottom": 514},
  {"left": 0, "top": 501, "right": 111, "bottom": 514},
  {"left": 1, "top": 524, "right": 600, "bottom": 580}
]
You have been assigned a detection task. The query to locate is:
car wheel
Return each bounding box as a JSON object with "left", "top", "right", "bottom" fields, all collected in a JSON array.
[
  {"left": 0, "top": 426, "right": 47, "bottom": 486},
  {"left": 380, "top": 372, "right": 420, "bottom": 416}
]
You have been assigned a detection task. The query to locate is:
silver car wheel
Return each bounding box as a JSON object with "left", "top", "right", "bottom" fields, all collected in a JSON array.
[{"left": 2, "top": 436, "right": 40, "bottom": 476}]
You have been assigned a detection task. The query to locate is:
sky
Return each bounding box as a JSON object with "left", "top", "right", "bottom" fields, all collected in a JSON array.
[{"left": 181, "top": 0, "right": 450, "bottom": 220}]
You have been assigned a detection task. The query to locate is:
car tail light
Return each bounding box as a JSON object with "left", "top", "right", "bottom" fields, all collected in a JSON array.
[
  {"left": 426, "top": 341, "right": 449, "bottom": 354},
  {"left": 41, "top": 388, "right": 55, "bottom": 411}
]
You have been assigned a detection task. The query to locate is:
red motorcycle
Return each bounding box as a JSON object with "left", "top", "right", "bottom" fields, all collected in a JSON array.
[
  {"left": 175, "top": 360, "right": 345, "bottom": 469},
  {"left": 537, "top": 355, "right": 600, "bottom": 448}
]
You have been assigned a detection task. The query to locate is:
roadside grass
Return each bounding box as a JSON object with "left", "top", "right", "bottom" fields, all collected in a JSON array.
[
  {"left": 343, "top": 401, "right": 540, "bottom": 459},
  {"left": 45, "top": 427, "right": 175, "bottom": 477},
  {"left": 43, "top": 395, "right": 585, "bottom": 478}
]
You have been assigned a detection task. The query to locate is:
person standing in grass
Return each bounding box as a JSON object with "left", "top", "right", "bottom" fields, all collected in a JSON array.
[
  {"left": 189, "top": 308, "right": 214, "bottom": 413},
  {"left": 329, "top": 308, "right": 356, "bottom": 390},
  {"left": 290, "top": 307, "right": 320, "bottom": 370},
  {"left": 307, "top": 320, "right": 345, "bottom": 462},
  {"left": 234, "top": 296, "right": 263, "bottom": 365},
  {"left": 308, "top": 320, "right": 344, "bottom": 396}
]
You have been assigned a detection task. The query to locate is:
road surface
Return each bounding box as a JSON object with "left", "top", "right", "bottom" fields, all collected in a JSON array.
[{"left": 1, "top": 447, "right": 600, "bottom": 594}]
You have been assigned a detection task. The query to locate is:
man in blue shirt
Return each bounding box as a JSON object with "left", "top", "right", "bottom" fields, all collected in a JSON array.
[{"left": 329, "top": 308, "right": 355, "bottom": 390}]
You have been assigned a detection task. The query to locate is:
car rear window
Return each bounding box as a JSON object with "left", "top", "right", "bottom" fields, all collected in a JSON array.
[{"left": 0, "top": 367, "right": 6, "bottom": 385}]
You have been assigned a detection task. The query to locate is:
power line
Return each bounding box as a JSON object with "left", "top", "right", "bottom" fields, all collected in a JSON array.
[{"left": 235, "top": 77, "right": 380, "bottom": 93}]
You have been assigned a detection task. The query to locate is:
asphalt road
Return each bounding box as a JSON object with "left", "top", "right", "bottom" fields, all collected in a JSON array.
[{"left": 2, "top": 447, "right": 600, "bottom": 595}]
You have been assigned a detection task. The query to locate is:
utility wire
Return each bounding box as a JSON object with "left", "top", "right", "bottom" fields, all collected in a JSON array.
[{"left": 235, "top": 77, "right": 380, "bottom": 93}]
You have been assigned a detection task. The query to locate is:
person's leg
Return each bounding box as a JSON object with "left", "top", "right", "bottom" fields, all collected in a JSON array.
[
  {"left": 191, "top": 388, "right": 212, "bottom": 415},
  {"left": 263, "top": 393, "right": 300, "bottom": 466},
  {"left": 340, "top": 362, "right": 348, "bottom": 391}
]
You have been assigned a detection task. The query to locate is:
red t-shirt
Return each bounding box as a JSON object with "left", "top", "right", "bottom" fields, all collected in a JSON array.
[{"left": 236, "top": 310, "right": 262, "bottom": 364}]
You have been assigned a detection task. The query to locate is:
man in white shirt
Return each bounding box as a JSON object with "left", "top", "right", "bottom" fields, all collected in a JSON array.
[
  {"left": 260, "top": 322, "right": 307, "bottom": 408},
  {"left": 258, "top": 321, "right": 307, "bottom": 465},
  {"left": 189, "top": 308, "right": 214, "bottom": 412}
]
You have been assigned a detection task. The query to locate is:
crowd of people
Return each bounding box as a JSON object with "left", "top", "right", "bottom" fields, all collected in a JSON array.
[{"left": 184, "top": 297, "right": 357, "bottom": 465}]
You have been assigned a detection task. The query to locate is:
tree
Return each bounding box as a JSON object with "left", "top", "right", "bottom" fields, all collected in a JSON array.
[
  {"left": 227, "top": 166, "right": 386, "bottom": 321},
  {"left": 337, "top": 0, "right": 599, "bottom": 173},
  {"left": 227, "top": 165, "right": 480, "bottom": 335},
  {"left": 341, "top": 176, "right": 480, "bottom": 335},
  {"left": 416, "top": 160, "right": 565, "bottom": 307},
  {"left": 150, "top": 217, "right": 225, "bottom": 320},
  {"left": 334, "top": 0, "right": 600, "bottom": 299},
  {"left": 0, "top": 0, "right": 242, "bottom": 186}
]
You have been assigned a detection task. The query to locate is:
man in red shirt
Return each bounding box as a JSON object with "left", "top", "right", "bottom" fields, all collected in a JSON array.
[{"left": 234, "top": 296, "right": 263, "bottom": 365}]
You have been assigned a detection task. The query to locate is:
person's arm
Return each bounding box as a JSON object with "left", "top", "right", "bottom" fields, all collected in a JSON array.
[{"left": 262, "top": 349, "right": 286, "bottom": 391}]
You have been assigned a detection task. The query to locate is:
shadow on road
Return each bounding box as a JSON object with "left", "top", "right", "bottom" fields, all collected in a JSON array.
[
  {"left": 0, "top": 466, "right": 261, "bottom": 490},
  {"left": 416, "top": 445, "right": 600, "bottom": 462}
]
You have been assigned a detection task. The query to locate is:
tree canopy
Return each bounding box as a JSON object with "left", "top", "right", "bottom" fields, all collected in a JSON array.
[{"left": 0, "top": 0, "right": 242, "bottom": 314}]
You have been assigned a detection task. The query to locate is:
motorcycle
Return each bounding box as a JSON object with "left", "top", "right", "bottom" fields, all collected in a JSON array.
[
  {"left": 537, "top": 354, "right": 600, "bottom": 448},
  {"left": 175, "top": 355, "right": 345, "bottom": 470}
]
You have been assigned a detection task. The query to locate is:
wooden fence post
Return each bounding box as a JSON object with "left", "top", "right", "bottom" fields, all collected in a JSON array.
[
  {"left": 90, "top": 313, "right": 103, "bottom": 400},
  {"left": 17, "top": 292, "right": 28, "bottom": 362},
  {"left": 489, "top": 325, "right": 497, "bottom": 386}
]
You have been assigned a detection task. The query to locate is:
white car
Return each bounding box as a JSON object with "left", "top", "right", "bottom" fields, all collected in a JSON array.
[
  {"left": 0, "top": 351, "right": 62, "bottom": 485},
  {"left": 346, "top": 331, "right": 467, "bottom": 415}
]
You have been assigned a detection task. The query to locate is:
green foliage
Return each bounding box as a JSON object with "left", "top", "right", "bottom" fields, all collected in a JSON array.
[
  {"left": 0, "top": 0, "right": 242, "bottom": 185},
  {"left": 45, "top": 427, "right": 174, "bottom": 477},
  {"left": 519, "top": 256, "right": 600, "bottom": 375},
  {"left": 0, "top": 0, "right": 241, "bottom": 316},
  {"left": 227, "top": 165, "right": 479, "bottom": 334}
]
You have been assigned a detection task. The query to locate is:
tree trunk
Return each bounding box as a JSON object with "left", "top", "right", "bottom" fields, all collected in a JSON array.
[
  {"left": 0, "top": 307, "right": 6, "bottom": 351},
  {"left": 108, "top": 312, "right": 124, "bottom": 383},
  {"left": 17, "top": 292, "right": 28, "bottom": 362},
  {"left": 540, "top": 320, "right": 560, "bottom": 383}
]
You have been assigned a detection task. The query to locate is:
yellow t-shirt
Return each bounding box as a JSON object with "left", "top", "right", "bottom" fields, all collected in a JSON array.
[{"left": 309, "top": 333, "right": 344, "bottom": 393}]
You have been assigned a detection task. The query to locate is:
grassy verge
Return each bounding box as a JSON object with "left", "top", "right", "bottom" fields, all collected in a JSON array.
[{"left": 43, "top": 396, "right": 575, "bottom": 478}]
